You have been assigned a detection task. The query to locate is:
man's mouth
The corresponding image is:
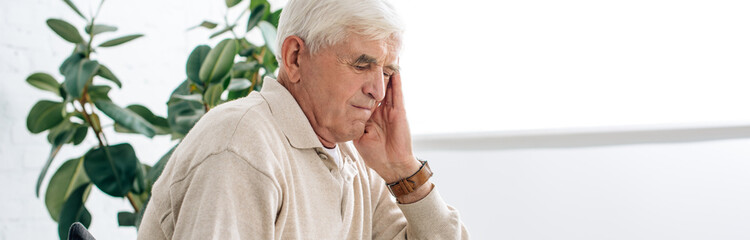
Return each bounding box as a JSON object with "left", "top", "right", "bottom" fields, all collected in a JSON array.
[
  {"left": 352, "top": 104, "right": 373, "bottom": 114},
  {"left": 352, "top": 104, "right": 370, "bottom": 110}
]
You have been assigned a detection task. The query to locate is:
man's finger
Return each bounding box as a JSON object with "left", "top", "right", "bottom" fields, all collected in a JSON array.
[
  {"left": 371, "top": 102, "right": 386, "bottom": 125},
  {"left": 390, "top": 72, "right": 404, "bottom": 109},
  {"left": 386, "top": 80, "right": 394, "bottom": 108}
]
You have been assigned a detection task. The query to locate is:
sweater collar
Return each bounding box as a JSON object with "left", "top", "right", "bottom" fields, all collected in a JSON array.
[{"left": 259, "top": 77, "right": 324, "bottom": 149}]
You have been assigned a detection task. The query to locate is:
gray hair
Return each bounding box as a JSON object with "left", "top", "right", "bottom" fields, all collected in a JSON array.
[{"left": 275, "top": 0, "right": 404, "bottom": 64}]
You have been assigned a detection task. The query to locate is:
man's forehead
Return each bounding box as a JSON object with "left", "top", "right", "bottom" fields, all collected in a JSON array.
[
  {"left": 340, "top": 43, "right": 398, "bottom": 59},
  {"left": 339, "top": 35, "right": 400, "bottom": 57},
  {"left": 351, "top": 53, "right": 400, "bottom": 72}
]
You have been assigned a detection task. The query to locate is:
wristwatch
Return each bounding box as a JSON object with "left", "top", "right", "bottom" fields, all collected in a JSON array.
[{"left": 386, "top": 160, "right": 433, "bottom": 198}]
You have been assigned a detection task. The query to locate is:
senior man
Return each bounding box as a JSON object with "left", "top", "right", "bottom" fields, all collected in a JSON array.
[{"left": 138, "top": 0, "right": 468, "bottom": 239}]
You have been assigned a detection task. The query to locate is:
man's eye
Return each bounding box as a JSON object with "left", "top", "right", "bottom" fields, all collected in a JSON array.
[
  {"left": 354, "top": 65, "right": 368, "bottom": 70},
  {"left": 383, "top": 72, "right": 392, "bottom": 78}
]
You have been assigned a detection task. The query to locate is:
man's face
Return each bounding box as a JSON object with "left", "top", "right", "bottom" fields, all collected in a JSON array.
[{"left": 297, "top": 34, "right": 400, "bottom": 143}]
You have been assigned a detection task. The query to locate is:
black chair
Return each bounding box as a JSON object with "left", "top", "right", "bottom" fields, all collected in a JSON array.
[{"left": 68, "top": 222, "right": 96, "bottom": 240}]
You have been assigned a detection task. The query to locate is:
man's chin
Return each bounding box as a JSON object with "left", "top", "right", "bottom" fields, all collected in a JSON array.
[
  {"left": 337, "top": 124, "right": 367, "bottom": 142},
  {"left": 352, "top": 129, "right": 366, "bottom": 140}
]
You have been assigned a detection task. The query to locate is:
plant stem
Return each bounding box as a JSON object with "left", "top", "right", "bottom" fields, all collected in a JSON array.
[
  {"left": 127, "top": 192, "right": 140, "bottom": 213},
  {"left": 88, "top": 101, "right": 109, "bottom": 146},
  {"left": 78, "top": 89, "right": 105, "bottom": 148},
  {"left": 255, "top": 47, "right": 266, "bottom": 63},
  {"left": 232, "top": 7, "right": 249, "bottom": 26},
  {"left": 223, "top": 11, "right": 240, "bottom": 40},
  {"left": 94, "top": 0, "right": 105, "bottom": 19},
  {"left": 78, "top": 89, "right": 139, "bottom": 213},
  {"left": 85, "top": 0, "right": 105, "bottom": 58},
  {"left": 232, "top": 7, "right": 249, "bottom": 38},
  {"left": 85, "top": 23, "right": 95, "bottom": 58}
]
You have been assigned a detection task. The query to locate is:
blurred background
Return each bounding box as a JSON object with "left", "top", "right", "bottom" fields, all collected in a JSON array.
[{"left": 1, "top": 0, "right": 749, "bottom": 239}]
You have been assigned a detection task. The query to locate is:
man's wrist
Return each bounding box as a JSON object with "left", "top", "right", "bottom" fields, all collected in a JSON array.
[
  {"left": 385, "top": 159, "right": 434, "bottom": 203},
  {"left": 396, "top": 181, "right": 433, "bottom": 204},
  {"left": 380, "top": 156, "right": 421, "bottom": 183}
]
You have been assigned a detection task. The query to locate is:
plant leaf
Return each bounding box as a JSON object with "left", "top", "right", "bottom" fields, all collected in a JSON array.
[
  {"left": 246, "top": 4, "right": 266, "bottom": 32},
  {"left": 167, "top": 80, "right": 206, "bottom": 137},
  {"left": 199, "top": 39, "right": 238, "bottom": 84},
  {"left": 130, "top": 162, "right": 148, "bottom": 195},
  {"left": 188, "top": 21, "right": 218, "bottom": 30},
  {"left": 250, "top": 0, "right": 271, "bottom": 20},
  {"left": 46, "top": 19, "right": 84, "bottom": 44},
  {"left": 118, "top": 211, "right": 136, "bottom": 226},
  {"left": 232, "top": 61, "right": 258, "bottom": 77},
  {"left": 72, "top": 124, "right": 88, "bottom": 145},
  {"left": 126, "top": 105, "right": 169, "bottom": 128},
  {"left": 27, "top": 100, "right": 65, "bottom": 133},
  {"left": 59, "top": 53, "right": 84, "bottom": 76},
  {"left": 225, "top": 0, "right": 242, "bottom": 8},
  {"left": 36, "top": 145, "right": 63, "bottom": 199},
  {"left": 186, "top": 45, "right": 211, "bottom": 86},
  {"left": 94, "top": 99, "right": 156, "bottom": 138},
  {"left": 88, "top": 85, "right": 112, "bottom": 102},
  {"left": 227, "top": 87, "right": 251, "bottom": 101},
  {"left": 227, "top": 78, "right": 252, "bottom": 91},
  {"left": 262, "top": 45, "right": 278, "bottom": 75},
  {"left": 203, "top": 83, "right": 225, "bottom": 107},
  {"left": 83, "top": 143, "right": 138, "bottom": 197},
  {"left": 57, "top": 184, "right": 92, "bottom": 240},
  {"left": 85, "top": 24, "right": 117, "bottom": 35},
  {"left": 208, "top": 24, "right": 236, "bottom": 39},
  {"left": 266, "top": 9, "right": 282, "bottom": 28},
  {"left": 258, "top": 21, "right": 278, "bottom": 56},
  {"left": 96, "top": 64, "right": 122, "bottom": 88},
  {"left": 58, "top": 85, "right": 68, "bottom": 100},
  {"left": 63, "top": 59, "right": 100, "bottom": 99},
  {"left": 169, "top": 94, "right": 204, "bottom": 103},
  {"left": 221, "top": 71, "right": 232, "bottom": 90},
  {"left": 45, "top": 119, "right": 77, "bottom": 144},
  {"left": 44, "top": 157, "right": 90, "bottom": 221},
  {"left": 89, "top": 113, "right": 102, "bottom": 133},
  {"left": 238, "top": 38, "right": 257, "bottom": 57},
  {"left": 26, "top": 72, "right": 61, "bottom": 96},
  {"left": 98, "top": 34, "right": 143, "bottom": 47},
  {"left": 200, "top": 21, "right": 218, "bottom": 29},
  {"left": 37, "top": 120, "right": 80, "bottom": 198},
  {"left": 115, "top": 105, "right": 170, "bottom": 135},
  {"left": 63, "top": 0, "right": 86, "bottom": 19}
]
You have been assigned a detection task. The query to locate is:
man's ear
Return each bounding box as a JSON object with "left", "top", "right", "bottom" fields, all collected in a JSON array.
[{"left": 281, "top": 36, "right": 305, "bottom": 83}]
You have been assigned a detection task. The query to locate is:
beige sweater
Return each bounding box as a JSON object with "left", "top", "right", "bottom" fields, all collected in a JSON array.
[{"left": 137, "top": 78, "right": 469, "bottom": 239}]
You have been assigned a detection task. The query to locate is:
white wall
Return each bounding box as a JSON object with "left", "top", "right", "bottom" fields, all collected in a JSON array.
[
  {"left": 394, "top": 0, "right": 750, "bottom": 134},
  {"left": 2, "top": 0, "right": 749, "bottom": 239},
  {"left": 420, "top": 137, "right": 750, "bottom": 239}
]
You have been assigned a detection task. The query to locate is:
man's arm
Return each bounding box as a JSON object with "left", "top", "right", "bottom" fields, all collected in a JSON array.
[
  {"left": 368, "top": 168, "right": 469, "bottom": 240},
  {"left": 170, "top": 151, "right": 279, "bottom": 239},
  {"left": 354, "top": 72, "right": 469, "bottom": 239}
]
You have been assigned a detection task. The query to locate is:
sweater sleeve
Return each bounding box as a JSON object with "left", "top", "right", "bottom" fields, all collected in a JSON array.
[
  {"left": 169, "top": 151, "right": 280, "bottom": 240},
  {"left": 369, "top": 169, "right": 470, "bottom": 240}
]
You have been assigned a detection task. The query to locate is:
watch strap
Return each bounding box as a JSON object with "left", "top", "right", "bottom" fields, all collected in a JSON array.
[{"left": 387, "top": 160, "right": 433, "bottom": 198}]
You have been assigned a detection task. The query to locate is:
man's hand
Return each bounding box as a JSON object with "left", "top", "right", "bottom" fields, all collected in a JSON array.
[{"left": 354, "top": 73, "right": 432, "bottom": 203}]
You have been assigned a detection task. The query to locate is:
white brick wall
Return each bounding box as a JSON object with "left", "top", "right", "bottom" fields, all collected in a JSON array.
[{"left": 0, "top": 0, "right": 284, "bottom": 239}]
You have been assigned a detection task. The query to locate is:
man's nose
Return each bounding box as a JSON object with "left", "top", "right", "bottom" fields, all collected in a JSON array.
[{"left": 363, "top": 71, "right": 386, "bottom": 101}]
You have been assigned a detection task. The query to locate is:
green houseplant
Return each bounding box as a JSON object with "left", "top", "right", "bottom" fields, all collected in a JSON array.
[{"left": 26, "top": 0, "right": 281, "bottom": 239}]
